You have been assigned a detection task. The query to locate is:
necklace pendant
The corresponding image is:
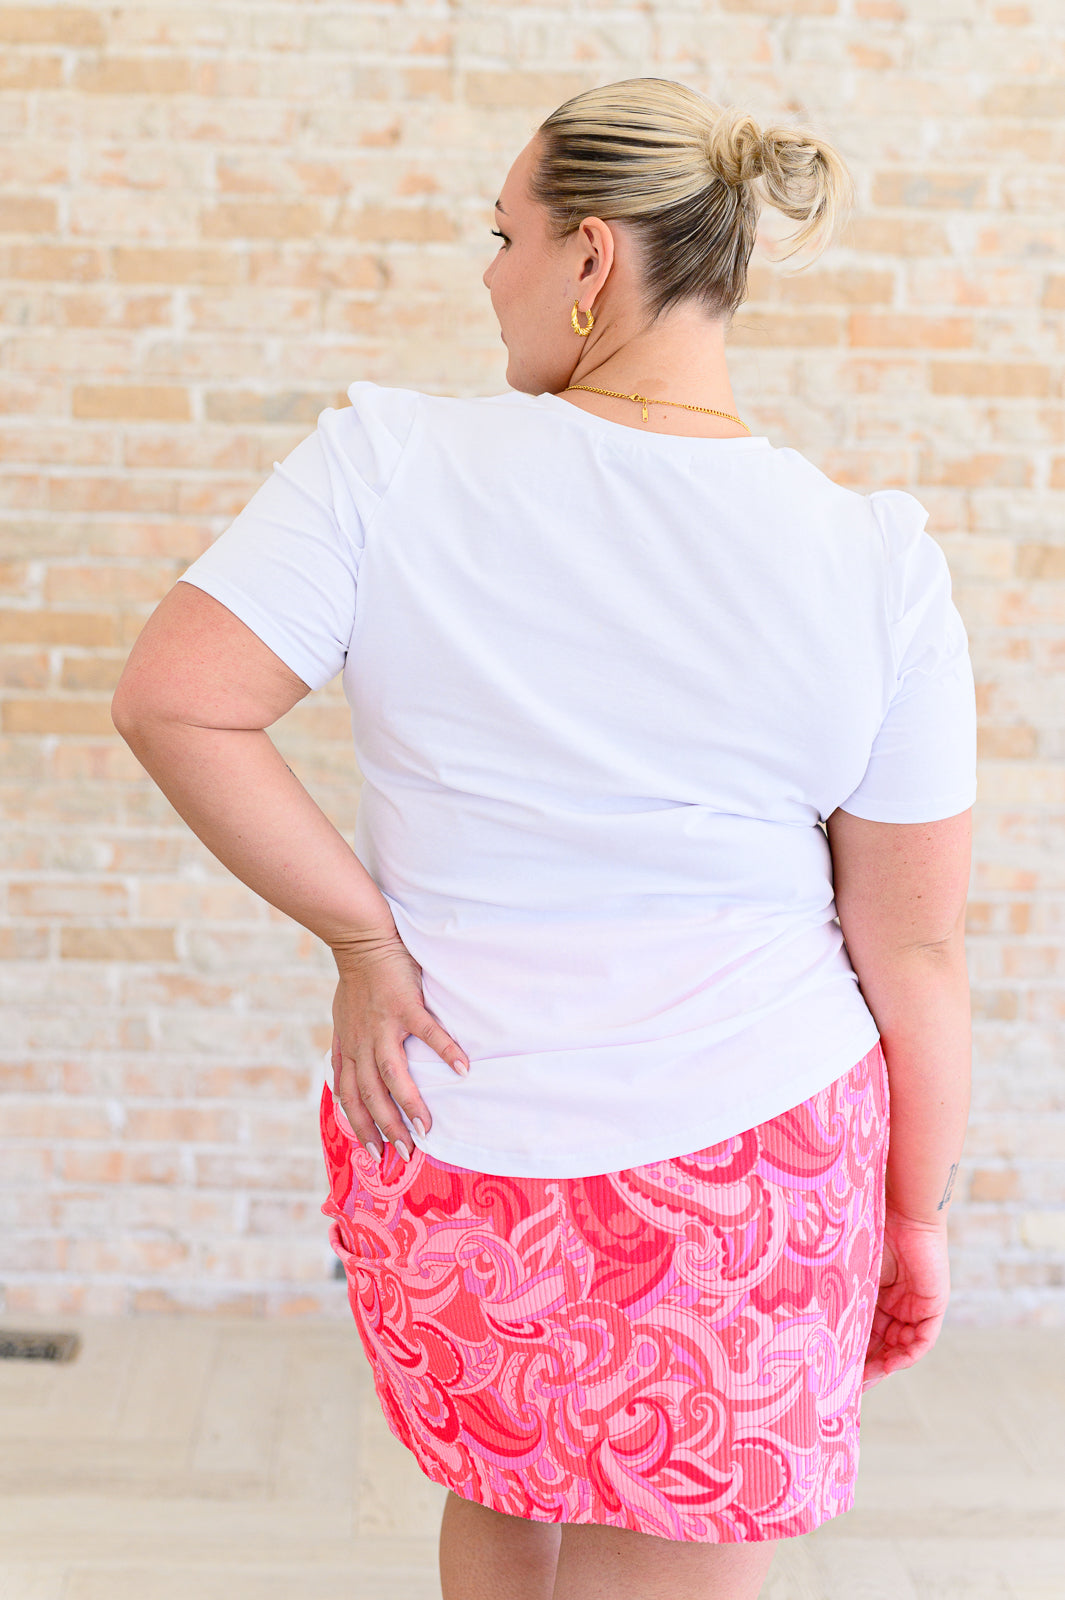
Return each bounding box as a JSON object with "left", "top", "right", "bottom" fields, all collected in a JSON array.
[{"left": 630, "top": 393, "right": 648, "bottom": 422}]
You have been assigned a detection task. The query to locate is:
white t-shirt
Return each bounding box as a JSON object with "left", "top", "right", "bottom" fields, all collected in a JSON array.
[{"left": 177, "top": 381, "right": 978, "bottom": 1178}]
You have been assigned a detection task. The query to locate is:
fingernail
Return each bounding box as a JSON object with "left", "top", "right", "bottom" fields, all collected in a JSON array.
[
  {"left": 454, "top": 1059, "right": 469, "bottom": 1076},
  {"left": 365, "top": 1141, "right": 382, "bottom": 1163},
  {"left": 395, "top": 1139, "right": 411, "bottom": 1164},
  {"left": 412, "top": 1117, "right": 427, "bottom": 1139}
]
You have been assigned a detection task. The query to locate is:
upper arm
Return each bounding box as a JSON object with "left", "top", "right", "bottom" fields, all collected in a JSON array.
[
  {"left": 824, "top": 804, "right": 973, "bottom": 962},
  {"left": 111, "top": 581, "right": 313, "bottom": 732},
  {"left": 112, "top": 387, "right": 417, "bottom": 733}
]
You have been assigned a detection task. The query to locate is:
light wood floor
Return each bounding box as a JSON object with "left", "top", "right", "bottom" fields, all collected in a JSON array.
[{"left": 0, "top": 1318, "right": 1062, "bottom": 1599}]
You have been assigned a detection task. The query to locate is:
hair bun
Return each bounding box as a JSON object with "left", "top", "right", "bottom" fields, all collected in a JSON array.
[{"left": 703, "top": 109, "right": 765, "bottom": 188}]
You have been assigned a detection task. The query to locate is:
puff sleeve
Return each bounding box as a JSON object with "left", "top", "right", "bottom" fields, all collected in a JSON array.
[
  {"left": 837, "top": 488, "right": 978, "bottom": 823},
  {"left": 176, "top": 380, "right": 419, "bottom": 692}
]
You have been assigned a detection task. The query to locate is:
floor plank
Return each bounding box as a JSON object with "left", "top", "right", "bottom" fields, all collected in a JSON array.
[{"left": 0, "top": 1317, "right": 1060, "bottom": 1598}]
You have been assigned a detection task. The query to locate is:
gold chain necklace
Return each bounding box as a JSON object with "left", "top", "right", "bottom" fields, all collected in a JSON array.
[{"left": 562, "top": 384, "right": 750, "bottom": 433}]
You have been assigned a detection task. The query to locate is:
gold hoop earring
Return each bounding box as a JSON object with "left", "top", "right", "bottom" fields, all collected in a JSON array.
[{"left": 571, "top": 299, "right": 594, "bottom": 336}]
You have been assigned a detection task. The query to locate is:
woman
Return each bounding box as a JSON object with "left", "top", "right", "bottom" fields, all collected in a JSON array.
[{"left": 112, "top": 78, "right": 976, "bottom": 1600}]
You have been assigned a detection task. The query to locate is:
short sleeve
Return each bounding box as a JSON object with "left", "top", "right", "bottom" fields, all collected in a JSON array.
[
  {"left": 837, "top": 489, "right": 978, "bottom": 823},
  {"left": 176, "top": 380, "right": 418, "bottom": 692}
]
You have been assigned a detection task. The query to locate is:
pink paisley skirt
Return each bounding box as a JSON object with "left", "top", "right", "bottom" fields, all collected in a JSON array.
[{"left": 319, "top": 1039, "right": 889, "bottom": 1543}]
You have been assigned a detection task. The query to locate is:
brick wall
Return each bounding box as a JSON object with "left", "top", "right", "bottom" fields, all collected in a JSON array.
[{"left": 1, "top": 1, "right": 1062, "bottom": 1320}]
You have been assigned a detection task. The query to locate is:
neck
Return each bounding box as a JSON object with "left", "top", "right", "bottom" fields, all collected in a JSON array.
[{"left": 564, "top": 314, "right": 743, "bottom": 429}]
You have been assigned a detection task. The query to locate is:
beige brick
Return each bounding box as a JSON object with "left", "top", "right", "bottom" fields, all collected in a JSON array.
[
  {"left": 840, "top": 216, "right": 950, "bottom": 254},
  {"left": 1016, "top": 543, "right": 1065, "bottom": 580},
  {"left": 200, "top": 1238, "right": 328, "bottom": 1282},
  {"left": 204, "top": 389, "right": 336, "bottom": 426},
  {"left": 965, "top": 1164, "right": 1017, "bottom": 1203},
  {"left": 929, "top": 361, "right": 1054, "bottom": 397},
  {"left": 127, "top": 971, "right": 235, "bottom": 1008},
  {"left": 121, "top": 428, "right": 261, "bottom": 472},
  {"left": 122, "top": 1149, "right": 184, "bottom": 1185},
  {"left": 1020, "top": 1212, "right": 1065, "bottom": 1251},
  {"left": 0, "top": 425, "right": 114, "bottom": 466},
  {"left": 194, "top": 1151, "right": 323, "bottom": 1192},
  {"left": 0, "top": 149, "right": 66, "bottom": 192},
  {"left": 72, "top": 385, "right": 191, "bottom": 422},
  {"left": 0, "top": 611, "right": 116, "bottom": 647},
  {"left": 112, "top": 245, "right": 244, "bottom": 286},
  {"left": 0, "top": 558, "right": 30, "bottom": 593},
  {"left": 51, "top": 738, "right": 155, "bottom": 781},
  {"left": 0, "top": 1101, "right": 112, "bottom": 1139},
  {"left": 74, "top": 56, "right": 193, "bottom": 95},
  {"left": 124, "top": 1106, "right": 236, "bottom": 1143},
  {"left": 137, "top": 881, "right": 262, "bottom": 920},
  {"left": 916, "top": 452, "right": 1033, "bottom": 487},
  {"left": 192, "top": 1065, "right": 310, "bottom": 1100},
  {"left": 176, "top": 477, "right": 272, "bottom": 516},
  {"left": 109, "top": 834, "right": 188, "bottom": 872},
  {"left": 60, "top": 926, "right": 177, "bottom": 962},
  {"left": 872, "top": 170, "right": 989, "bottom": 209},
  {"left": 849, "top": 314, "right": 974, "bottom": 348},
  {"left": 68, "top": 190, "right": 201, "bottom": 240},
  {"left": 59, "top": 654, "right": 127, "bottom": 692},
  {"left": 0, "top": 925, "right": 48, "bottom": 959},
  {"left": 48, "top": 475, "right": 178, "bottom": 514},
  {"left": 2, "top": 1237, "right": 68, "bottom": 1271},
  {"left": 0, "top": 1145, "right": 53, "bottom": 1182},
  {"left": 131, "top": 1287, "right": 266, "bottom": 1315},
  {"left": 201, "top": 202, "right": 326, "bottom": 241},
  {"left": 142, "top": 336, "right": 268, "bottom": 379},
  {"left": 58, "top": 291, "right": 174, "bottom": 330},
  {"left": 9, "top": 879, "right": 129, "bottom": 918},
  {"left": 983, "top": 83, "right": 1065, "bottom": 118},
  {"left": 0, "top": 6, "right": 103, "bottom": 44},
  {"left": 45, "top": 563, "right": 173, "bottom": 604},
  {"left": 777, "top": 268, "right": 895, "bottom": 306},
  {"left": 2, "top": 697, "right": 116, "bottom": 736},
  {"left": 728, "top": 312, "right": 843, "bottom": 346},
  {"left": 0, "top": 52, "right": 62, "bottom": 90},
  {"left": 187, "top": 289, "right": 318, "bottom": 333},
  {"left": 0, "top": 379, "right": 65, "bottom": 422},
  {"left": 336, "top": 203, "right": 458, "bottom": 243},
  {"left": 169, "top": 100, "right": 299, "bottom": 146},
  {"left": 192, "top": 58, "right": 261, "bottom": 98},
  {"left": 972, "top": 994, "right": 1023, "bottom": 1031},
  {"left": 247, "top": 247, "right": 382, "bottom": 291},
  {"left": 0, "top": 0, "right": 1059, "bottom": 1323},
  {"left": 58, "top": 1148, "right": 124, "bottom": 1184},
  {"left": 0, "top": 196, "right": 56, "bottom": 233}
]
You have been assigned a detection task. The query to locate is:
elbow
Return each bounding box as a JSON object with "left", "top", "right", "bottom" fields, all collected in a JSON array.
[
  {"left": 110, "top": 689, "right": 136, "bottom": 739},
  {"left": 110, "top": 685, "right": 154, "bottom": 743}
]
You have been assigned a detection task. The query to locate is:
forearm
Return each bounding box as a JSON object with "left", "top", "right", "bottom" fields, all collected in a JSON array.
[
  {"left": 855, "top": 945, "right": 972, "bottom": 1223},
  {"left": 113, "top": 714, "right": 393, "bottom": 959}
]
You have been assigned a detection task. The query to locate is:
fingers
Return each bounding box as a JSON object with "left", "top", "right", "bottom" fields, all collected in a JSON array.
[
  {"left": 863, "top": 1315, "right": 940, "bottom": 1391},
  {"left": 334, "top": 1036, "right": 434, "bottom": 1166},
  {"left": 414, "top": 1010, "right": 471, "bottom": 1075},
  {"left": 334, "top": 1050, "right": 385, "bottom": 1161}
]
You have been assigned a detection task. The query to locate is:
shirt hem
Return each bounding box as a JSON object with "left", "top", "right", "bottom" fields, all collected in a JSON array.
[
  {"left": 176, "top": 573, "right": 335, "bottom": 692},
  {"left": 384, "top": 1014, "right": 883, "bottom": 1179}
]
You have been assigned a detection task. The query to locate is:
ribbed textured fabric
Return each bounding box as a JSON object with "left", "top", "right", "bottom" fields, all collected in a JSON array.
[{"left": 320, "top": 1040, "right": 888, "bottom": 1543}]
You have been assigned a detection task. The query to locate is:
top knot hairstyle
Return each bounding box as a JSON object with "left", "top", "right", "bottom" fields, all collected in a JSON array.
[{"left": 528, "top": 77, "right": 856, "bottom": 325}]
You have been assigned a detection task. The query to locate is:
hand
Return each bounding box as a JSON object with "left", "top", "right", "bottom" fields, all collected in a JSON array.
[
  {"left": 862, "top": 1206, "right": 951, "bottom": 1391},
  {"left": 329, "top": 925, "right": 470, "bottom": 1163}
]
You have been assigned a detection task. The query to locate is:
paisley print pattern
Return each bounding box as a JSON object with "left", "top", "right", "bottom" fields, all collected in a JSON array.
[{"left": 320, "top": 1040, "right": 889, "bottom": 1542}]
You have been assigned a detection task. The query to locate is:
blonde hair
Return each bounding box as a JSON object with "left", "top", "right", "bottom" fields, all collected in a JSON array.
[{"left": 528, "top": 77, "right": 856, "bottom": 324}]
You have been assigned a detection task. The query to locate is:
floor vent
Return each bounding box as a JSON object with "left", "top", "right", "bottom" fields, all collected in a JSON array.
[{"left": 0, "top": 1330, "right": 80, "bottom": 1363}]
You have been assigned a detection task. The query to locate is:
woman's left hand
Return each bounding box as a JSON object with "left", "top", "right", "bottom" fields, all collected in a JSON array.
[{"left": 330, "top": 926, "right": 470, "bottom": 1163}]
